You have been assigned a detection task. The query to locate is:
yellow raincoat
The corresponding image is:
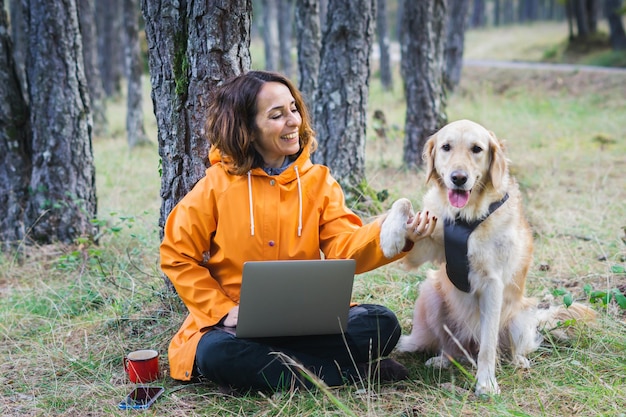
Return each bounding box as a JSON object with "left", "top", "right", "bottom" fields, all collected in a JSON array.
[{"left": 160, "top": 145, "right": 408, "bottom": 381}]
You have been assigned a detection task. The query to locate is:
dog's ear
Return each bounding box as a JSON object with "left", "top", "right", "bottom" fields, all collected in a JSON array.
[
  {"left": 488, "top": 131, "right": 508, "bottom": 192},
  {"left": 423, "top": 135, "right": 437, "bottom": 184}
]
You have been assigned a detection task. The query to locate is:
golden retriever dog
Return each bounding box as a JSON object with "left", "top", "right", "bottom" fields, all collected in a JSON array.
[{"left": 380, "top": 119, "right": 594, "bottom": 396}]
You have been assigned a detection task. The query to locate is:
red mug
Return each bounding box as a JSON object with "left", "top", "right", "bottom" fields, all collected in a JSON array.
[{"left": 124, "top": 349, "right": 160, "bottom": 383}]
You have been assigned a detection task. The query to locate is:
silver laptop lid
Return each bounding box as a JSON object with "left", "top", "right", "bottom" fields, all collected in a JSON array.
[{"left": 236, "top": 259, "right": 356, "bottom": 338}]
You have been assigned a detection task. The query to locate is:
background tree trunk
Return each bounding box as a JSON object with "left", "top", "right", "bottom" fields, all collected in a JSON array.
[
  {"left": 376, "top": 0, "right": 393, "bottom": 90},
  {"left": 78, "top": 0, "right": 107, "bottom": 136},
  {"left": 96, "top": 0, "right": 124, "bottom": 98},
  {"left": 295, "top": 0, "right": 321, "bottom": 108},
  {"left": 0, "top": 1, "right": 31, "bottom": 249},
  {"left": 470, "top": 0, "right": 486, "bottom": 27},
  {"left": 277, "top": 0, "right": 294, "bottom": 78},
  {"left": 261, "top": 0, "right": 279, "bottom": 70},
  {"left": 123, "top": 0, "right": 149, "bottom": 148},
  {"left": 493, "top": 0, "right": 501, "bottom": 26},
  {"left": 313, "top": 0, "right": 375, "bottom": 195},
  {"left": 24, "top": 0, "right": 97, "bottom": 244},
  {"left": 142, "top": 0, "right": 252, "bottom": 235},
  {"left": 605, "top": 0, "right": 626, "bottom": 50},
  {"left": 573, "top": 0, "right": 590, "bottom": 38},
  {"left": 443, "top": 0, "right": 470, "bottom": 92},
  {"left": 502, "top": 0, "right": 514, "bottom": 24},
  {"left": 400, "top": 0, "right": 447, "bottom": 168}
]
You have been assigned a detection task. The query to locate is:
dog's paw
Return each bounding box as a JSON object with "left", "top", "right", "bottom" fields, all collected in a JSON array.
[
  {"left": 475, "top": 378, "right": 501, "bottom": 397},
  {"left": 395, "top": 334, "right": 420, "bottom": 353},
  {"left": 380, "top": 198, "right": 413, "bottom": 258},
  {"left": 511, "top": 354, "right": 531, "bottom": 369},
  {"left": 425, "top": 355, "right": 451, "bottom": 369}
]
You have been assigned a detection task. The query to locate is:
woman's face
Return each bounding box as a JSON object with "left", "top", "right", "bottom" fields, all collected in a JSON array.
[{"left": 253, "top": 82, "right": 302, "bottom": 168}]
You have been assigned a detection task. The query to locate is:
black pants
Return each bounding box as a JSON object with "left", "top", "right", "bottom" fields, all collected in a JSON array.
[{"left": 195, "top": 304, "right": 402, "bottom": 392}]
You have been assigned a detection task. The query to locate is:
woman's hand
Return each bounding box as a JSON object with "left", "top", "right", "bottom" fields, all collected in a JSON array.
[
  {"left": 406, "top": 211, "right": 437, "bottom": 242},
  {"left": 223, "top": 305, "right": 239, "bottom": 327}
]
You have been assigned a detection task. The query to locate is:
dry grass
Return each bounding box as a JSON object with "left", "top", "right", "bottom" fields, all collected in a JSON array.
[{"left": 2, "top": 21, "right": 626, "bottom": 416}]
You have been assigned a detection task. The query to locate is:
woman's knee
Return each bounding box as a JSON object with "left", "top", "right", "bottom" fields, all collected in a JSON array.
[
  {"left": 349, "top": 304, "right": 402, "bottom": 356},
  {"left": 195, "top": 329, "right": 238, "bottom": 376}
]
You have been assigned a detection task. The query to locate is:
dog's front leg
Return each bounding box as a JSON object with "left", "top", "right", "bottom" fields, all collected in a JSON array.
[{"left": 475, "top": 278, "right": 504, "bottom": 396}]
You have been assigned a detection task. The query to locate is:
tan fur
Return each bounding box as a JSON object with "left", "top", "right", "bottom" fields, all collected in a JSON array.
[{"left": 380, "top": 120, "right": 594, "bottom": 396}]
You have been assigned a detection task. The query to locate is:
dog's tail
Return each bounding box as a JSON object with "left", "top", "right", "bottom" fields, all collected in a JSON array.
[{"left": 536, "top": 302, "right": 597, "bottom": 341}]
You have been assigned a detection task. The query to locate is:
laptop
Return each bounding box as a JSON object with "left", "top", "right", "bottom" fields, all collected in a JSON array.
[{"left": 235, "top": 259, "right": 356, "bottom": 338}]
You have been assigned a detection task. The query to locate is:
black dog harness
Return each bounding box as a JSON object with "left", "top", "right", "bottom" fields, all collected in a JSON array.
[{"left": 443, "top": 193, "right": 509, "bottom": 293}]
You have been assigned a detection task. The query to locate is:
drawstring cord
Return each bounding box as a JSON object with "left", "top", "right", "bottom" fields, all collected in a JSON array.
[
  {"left": 295, "top": 166, "right": 303, "bottom": 237},
  {"left": 247, "top": 171, "right": 255, "bottom": 236}
]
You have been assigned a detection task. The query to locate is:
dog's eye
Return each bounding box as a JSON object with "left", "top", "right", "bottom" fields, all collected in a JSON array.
[
  {"left": 472, "top": 145, "right": 483, "bottom": 154},
  {"left": 442, "top": 144, "right": 451, "bottom": 152}
]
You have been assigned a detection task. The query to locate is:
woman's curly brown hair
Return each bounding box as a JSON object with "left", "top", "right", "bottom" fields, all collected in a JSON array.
[{"left": 205, "top": 71, "right": 317, "bottom": 175}]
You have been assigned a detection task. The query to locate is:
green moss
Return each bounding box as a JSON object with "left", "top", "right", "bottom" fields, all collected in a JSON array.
[{"left": 173, "top": 31, "right": 189, "bottom": 97}]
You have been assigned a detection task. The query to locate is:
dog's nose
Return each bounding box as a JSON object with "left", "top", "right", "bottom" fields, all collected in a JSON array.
[{"left": 450, "top": 170, "right": 468, "bottom": 186}]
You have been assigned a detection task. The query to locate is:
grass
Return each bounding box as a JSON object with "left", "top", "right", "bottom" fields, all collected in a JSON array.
[{"left": 2, "top": 21, "right": 625, "bottom": 416}]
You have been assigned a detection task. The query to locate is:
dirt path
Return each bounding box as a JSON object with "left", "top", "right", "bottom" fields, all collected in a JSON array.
[{"left": 464, "top": 59, "right": 626, "bottom": 74}]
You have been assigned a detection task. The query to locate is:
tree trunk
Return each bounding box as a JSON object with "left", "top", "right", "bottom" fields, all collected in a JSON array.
[
  {"left": 470, "top": 0, "right": 485, "bottom": 27},
  {"left": 493, "top": 0, "right": 501, "bottom": 26},
  {"left": 586, "top": 0, "right": 599, "bottom": 33},
  {"left": 9, "top": 0, "right": 28, "bottom": 97},
  {"left": 277, "top": 0, "right": 294, "bottom": 78},
  {"left": 565, "top": 0, "right": 575, "bottom": 39},
  {"left": 605, "top": 0, "right": 626, "bottom": 50},
  {"left": 573, "top": 0, "right": 590, "bottom": 38},
  {"left": 123, "top": 0, "right": 149, "bottom": 148},
  {"left": 443, "top": 0, "right": 470, "bottom": 92},
  {"left": 376, "top": 0, "right": 393, "bottom": 90},
  {"left": 141, "top": 0, "right": 252, "bottom": 235},
  {"left": 400, "top": 0, "right": 447, "bottom": 168},
  {"left": 96, "top": 0, "right": 124, "bottom": 97},
  {"left": 0, "top": 1, "right": 31, "bottom": 249},
  {"left": 78, "top": 0, "right": 107, "bottom": 136},
  {"left": 261, "top": 0, "right": 279, "bottom": 71},
  {"left": 502, "top": 0, "right": 514, "bottom": 24},
  {"left": 313, "top": 0, "right": 375, "bottom": 194},
  {"left": 295, "top": 0, "right": 321, "bottom": 108},
  {"left": 24, "top": 0, "right": 97, "bottom": 244}
]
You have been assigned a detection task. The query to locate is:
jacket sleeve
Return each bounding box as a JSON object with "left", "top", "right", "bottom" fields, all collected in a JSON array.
[
  {"left": 317, "top": 175, "right": 406, "bottom": 273},
  {"left": 160, "top": 187, "right": 237, "bottom": 329}
]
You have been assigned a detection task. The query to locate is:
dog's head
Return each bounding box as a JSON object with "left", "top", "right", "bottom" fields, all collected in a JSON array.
[{"left": 423, "top": 119, "right": 508, "bottom": 209}]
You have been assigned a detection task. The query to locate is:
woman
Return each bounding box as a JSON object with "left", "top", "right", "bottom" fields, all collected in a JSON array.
[{"left": 160, "top": 70, "right": 436, "bottom": 393}]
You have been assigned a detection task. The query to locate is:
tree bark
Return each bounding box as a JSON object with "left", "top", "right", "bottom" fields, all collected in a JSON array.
[
  {"left": 24, "top": 0, "right": 97, "bottom": 244},
  {"left": 443, "top": 0, "right": 470, "bottom": 92},
  {"left": 470, "top": 0, "right": 485, "bottom": 27},
  {"left": 96, "top": 0, "right": 124, "bottom": 97},
  {"left": 295, "top": 0, "right": 321, "bottom": 108},
  {"left": 277, "top": 0, "right": 294, "bottom": 78},
  {"left": 141, "top": 0, "right": 251, "bottom": 235},
  {"left": 123, "top": 0, "right": 149, "bottom": 148},
  {"left": 261, "top": 0, "right": 279, "bottom": 71},
  {"left": 78, "top": 0, "right": 107, "bottom": 135},
  {"left": 400, "top": 0, "right": 447, "bottom": 168},
  {"left": 573, "top": 0, "right": 590, "bottom": 38},
  {"left": 605, "top": 0, "right": 626, "bottom": 50},
  {"left": 9, "top": 0, "right": 28, "bottom": 97},
  {"left": 0, "top": 1, "right": 31, "bottom": 249},
  {"left": 376, "top": 0, "right": 393, "bottom": 90},
  {"left": 313, "top": 0, "right": 375, "bottom": 194}
]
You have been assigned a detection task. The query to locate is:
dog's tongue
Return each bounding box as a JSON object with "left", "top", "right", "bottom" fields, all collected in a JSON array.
[{"left": 448, "top": 189, "right": 470, "bottom": 208}]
